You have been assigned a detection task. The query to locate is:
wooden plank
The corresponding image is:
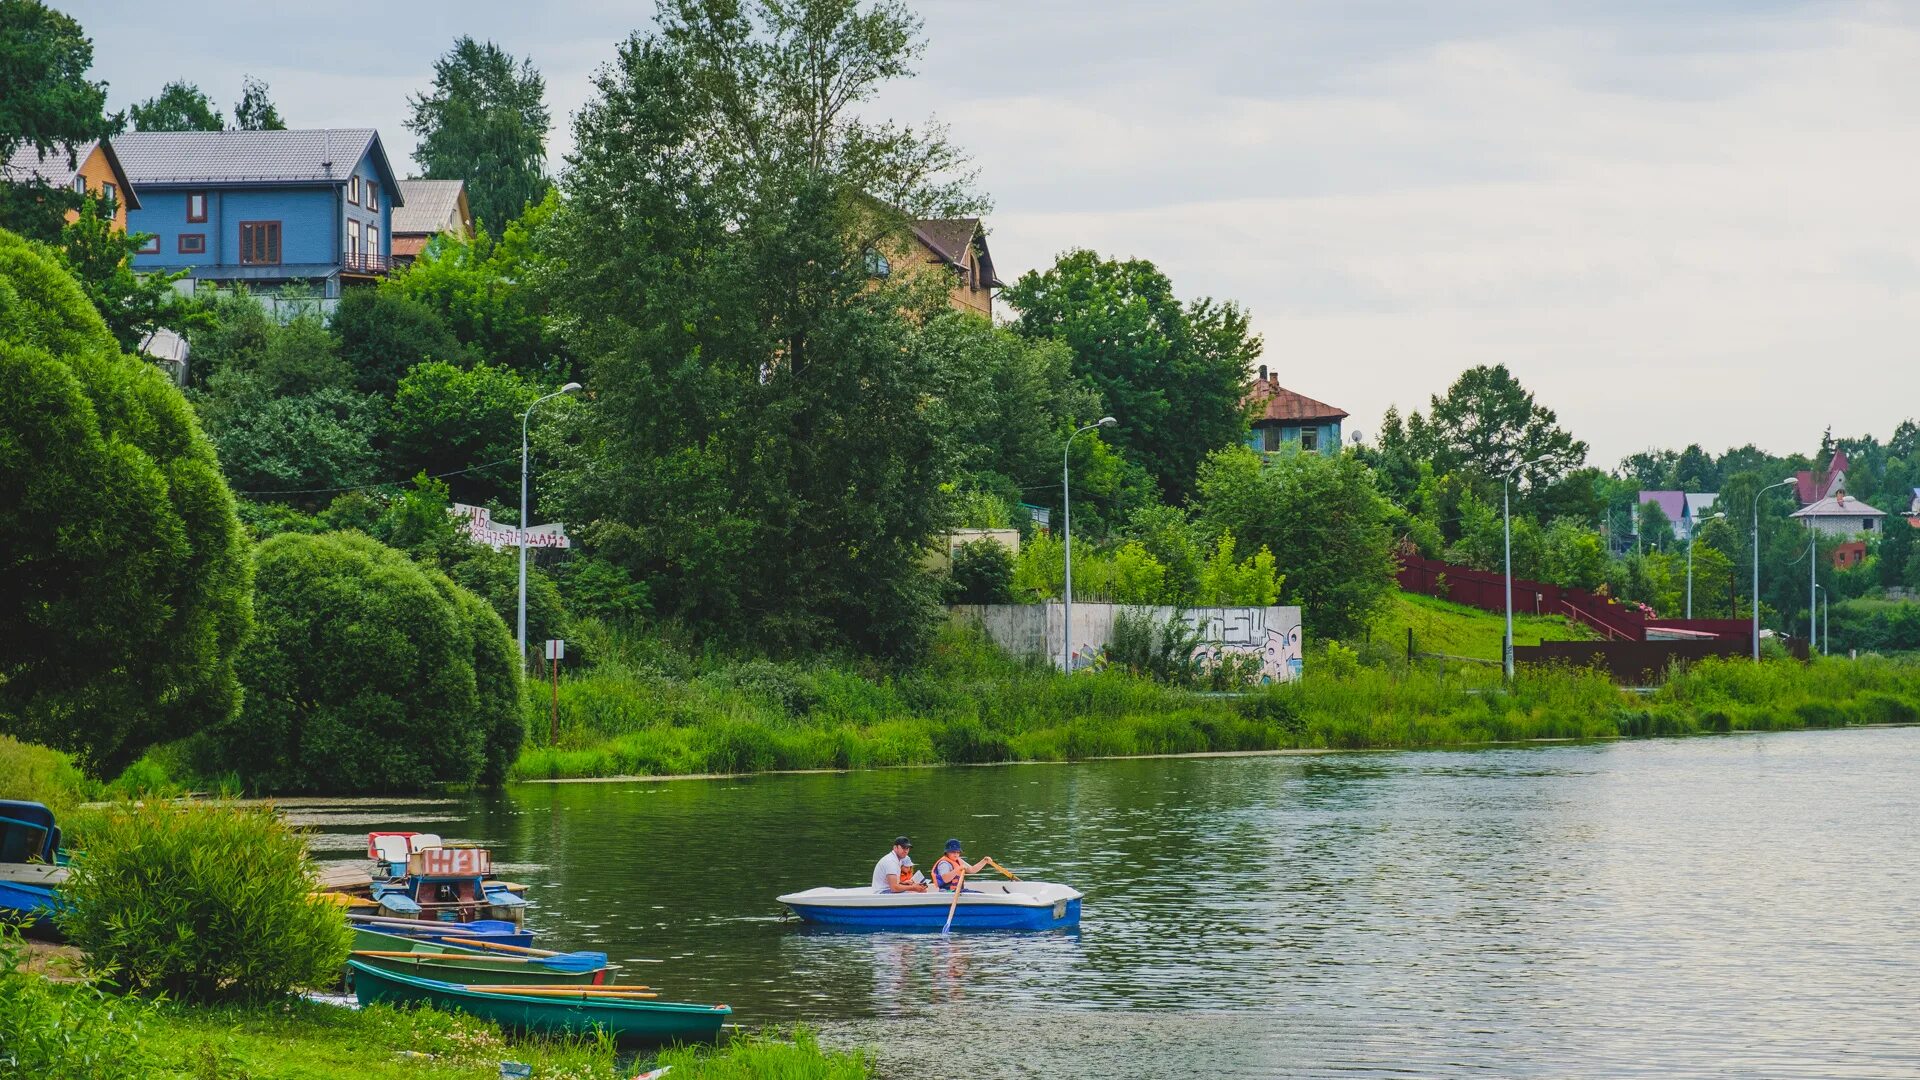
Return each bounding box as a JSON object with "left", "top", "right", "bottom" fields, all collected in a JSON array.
[
  {"left": 0, "top": 863, "right": 69, "bottom": 886},
  {"left": 314, "top": 863, "right": 372, "bottom": 890}
]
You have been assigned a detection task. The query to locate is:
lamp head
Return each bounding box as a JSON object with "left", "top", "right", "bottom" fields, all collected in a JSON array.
[
  {"left": 561, "top": 382, "right": 583, "bottom": 394},
  {"left": 1097, "top": 416, "right": 1117, "bottom": 427}
]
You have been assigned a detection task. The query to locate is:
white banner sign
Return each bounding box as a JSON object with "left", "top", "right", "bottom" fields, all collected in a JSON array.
[{"left": 451, "top": 503, "right": 572, "bottom": 550}]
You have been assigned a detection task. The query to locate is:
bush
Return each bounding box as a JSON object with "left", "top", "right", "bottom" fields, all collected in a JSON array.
[
  {"left": 653, "top": 1026, "right": 871, "bottom": 1079},
  {"left": 212, "top": 531, "right": 522, "bottom": 792},
  {"left": 330, "top": 286, "right": 470, "bottom": 395},
  {"left": 944, "top": 539, "right": 1015, "bottom": 604},
  {"left": 0, "top": 734, "right": 93, "bottom": 818},
  {"left": 383, "top": 361, "right": 540, "bottom": 503},
  {"left": 0, "top": 927, "right": 163, "bottom": 1078},
  {"left": 0, "top": 228, "right": 252, "bottom": 775},
  {"left": 57, "top": 802, "right": 350, "bottom": 1002}
]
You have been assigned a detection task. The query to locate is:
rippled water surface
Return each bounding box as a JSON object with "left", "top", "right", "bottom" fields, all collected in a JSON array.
[{"left": 304, "top": 728, "right": 1920, "bottom": 1077}]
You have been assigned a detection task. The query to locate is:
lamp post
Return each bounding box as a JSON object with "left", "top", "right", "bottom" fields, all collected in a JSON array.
[
  {"left": 1807, "top": 517, "right": 1818, "bottom": 657},
  {"left": 519, "top": 382, "right": 582, "bottom": 665},
  {"left": 1062, "top": 417, "right": 1116, "bottom": 673},
  {"left": 1686, "top": 511, "right": 1725, "bottom": 618},
  {"left": 1502, "top": 465, "right": 1526, "bottom": 681},
  {"left": 1752, "top": 478, "right": 1796, "bottom": 660},
  {"left": 1813, "top": 582, "right": 1828, "bottom": 656}
]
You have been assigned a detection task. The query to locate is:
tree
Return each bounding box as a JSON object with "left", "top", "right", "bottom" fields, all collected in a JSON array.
[
  {"left": 405, "top": 36, "right": 550, "bottom": 236},
  {"left": 1002, "top": 250, "right": 1254, "bottom": 501},
  {"left": 59, "top": 195, "right": 188, "bottom": 349},
  {"left": 0, "top": 0, "right": 117, "bottom": 238},
  {"left": 0, "top": 228, "right": 251, "bottom": 774},
  {"left": 232, "top": 75, "right": 285, "bottom": 130},
  {"left": 383, "top": 361, "right": 539, "bottom": 503},
  {"left": 330, "top": 285, "right": 469, "bottom": 395},
  {"left": 548, "top": 0, "right": 981, "bottom": 659},
  {"left": 1636, "top": 498, "right": 1676, "bottom": 552},
  {"left": 129, "top": 80, "right": 222, "bottom": 131},
  {"left": 384, "top": 192, "right": 561, "bottom": 374},
  {"left": 213, "top": 531, "right": 521, "bottom": 793},
  {"left": 1405, "top": 364, "right": 1587, "bottom": 493},
  {"left": 1196, "top": 447, "right": 1396, "bottom": 641},
  {"left": 943, "top": 539, "right": 1015, "bottom": 604}
]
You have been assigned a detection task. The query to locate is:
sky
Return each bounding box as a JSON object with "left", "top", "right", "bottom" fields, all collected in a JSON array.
[{"left": 73, "top": 0, "right": 1920, "bottom": 469}]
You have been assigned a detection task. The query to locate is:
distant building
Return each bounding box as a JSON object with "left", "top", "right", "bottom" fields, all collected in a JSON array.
[
  {"left": 1790, "top": 492, "right": 1886, "bottom": 537},
  {"left": 2, "top": 138, "right": 140, "bottom": 232},
  {"left": 1794, "top": 449, "right": 1850, "bottom": 506},
  {"left": 118, "top": 128, "right": 405, "bottom": 298},
  {"left": 1681, "top": 493, "right": 1719, "bottom": 537},
  {"left": 867, "top": 214, "right": 1000, "bottom": 318},
  {"left": 1637, "top": 490, "right": 1686, "bottom": 541},
  {"left": 1244, "top": 366, "right": 1346, "bottom": 454},
  {"left": 390, "top": 179, "right": 472, "bottom": 266}
]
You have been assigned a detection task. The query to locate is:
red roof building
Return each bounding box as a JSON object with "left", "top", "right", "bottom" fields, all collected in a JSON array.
[{"left": 1244, "top": 366, "right": 1347, "bottom": 454}]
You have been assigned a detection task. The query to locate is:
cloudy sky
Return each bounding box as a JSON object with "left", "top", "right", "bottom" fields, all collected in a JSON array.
[{"left": 76, "top": 1, "right": 1920, "bottom": 467}]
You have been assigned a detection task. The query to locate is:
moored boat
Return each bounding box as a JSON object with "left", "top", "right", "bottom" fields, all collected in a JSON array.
[
  {"left": 347, "top": 913, "right": 535, "bottom": 949},
  {"left": 347, "top": 960, "right": 729, "bottom": 1044},
  {"left": 777, "top": 879, "right": 1083, "bottom": 931},
  {"left": 0, "top": 801, "right": 70, "bottom": 936},
  {"left": 347, "top": 927, "right": 610, "bottom": 986}
]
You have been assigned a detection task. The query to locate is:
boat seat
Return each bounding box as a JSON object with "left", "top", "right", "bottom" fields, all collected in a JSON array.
[
  {"left": 411, "top": 834, "right": 444, "bottom": 851},
  {"left": 371, "top": 835, "right": 411, "bottom": 864}
]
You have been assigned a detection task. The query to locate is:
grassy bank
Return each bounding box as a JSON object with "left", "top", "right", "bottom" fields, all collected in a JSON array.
[{"left": 508, "top": 611, "right": 1920, "bottom": 781}]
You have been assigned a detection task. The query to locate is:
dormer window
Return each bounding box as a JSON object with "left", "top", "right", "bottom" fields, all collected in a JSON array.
[
  {"left": 348, "top": 176, "right": 360, "bottom": 205},
  {"left": 864, "top": 248, "right": 891, "bottom": 278}
]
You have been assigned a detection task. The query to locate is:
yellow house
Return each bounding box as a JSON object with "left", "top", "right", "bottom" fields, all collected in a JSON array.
[
  {"left": 2, "top": 138, "right": 140, "bottom": 231},
  {"left": 872, "top": 216, "right": 1001, "bottom": 319}
]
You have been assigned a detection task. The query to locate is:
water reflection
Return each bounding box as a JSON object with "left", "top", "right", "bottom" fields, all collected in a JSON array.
[{"left": 299, "top": 728, "right": 1920, "bottom": 1077}]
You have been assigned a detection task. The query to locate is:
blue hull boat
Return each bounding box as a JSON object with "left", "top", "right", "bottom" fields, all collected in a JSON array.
[
  {"left": 777, "top": 880, "right": 1083, "bottom": 931},
  {"left": 346, "top": 915, "right": 535, "bottom": 949},
  {"left": 0, "top": 801, "right": 67, "bottom": 935}
]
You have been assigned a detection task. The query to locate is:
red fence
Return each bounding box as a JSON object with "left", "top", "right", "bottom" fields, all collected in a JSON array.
[{"left": 1396, "top": 554, "right": 1751, "bottom": 649}]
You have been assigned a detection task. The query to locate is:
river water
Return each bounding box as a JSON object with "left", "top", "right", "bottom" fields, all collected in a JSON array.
[{"left": 302, "top": 727, "right": 1920, "bottom": 1078}]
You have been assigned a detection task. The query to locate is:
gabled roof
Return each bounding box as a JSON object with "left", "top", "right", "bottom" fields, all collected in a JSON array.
[
  {"left": 113, "top": 129, "right": 403, "bottom": 202},
  {"left": 1684, "top": 492, "right": 1719, "bottom": 517},
  {"left": 1791, "top": 493, "right": 1886, "bottom": 519},
  {"left": 392, "top": 179, "right": 467, "bottom": 235},
  {"left": 1246, "top": 374, "right": 1348, "bottom": 424},
  {"left": 1638, "top": 490, "right": 1685, "bottom": 524},
  {"left": 1794, "top": 448, "right": 1850, "bottom": 504},
  {"left": 910, "top": 217, "right": 1001, "bottom": 287},
  {"left": 2, "top": 139, "right": 140, "bottom": 209}
]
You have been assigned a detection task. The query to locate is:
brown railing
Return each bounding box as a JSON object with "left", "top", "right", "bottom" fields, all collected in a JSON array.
[{"left": 342, "top": 252, "right": 390, "bottom": 274}]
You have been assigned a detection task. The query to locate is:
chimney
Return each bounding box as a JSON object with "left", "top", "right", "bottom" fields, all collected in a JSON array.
[{"left": 1257, "top": 364, "right": 1268, "bottom": 382}]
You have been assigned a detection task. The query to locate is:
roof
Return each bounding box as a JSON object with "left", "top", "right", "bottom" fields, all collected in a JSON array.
[
  {"left": 1794, "top": 448, "right": 1851, "bottom": 504},
  {"left": 113, "top": 129, "right": 402, "bottom": 202},
  {"left": 910, "top": 217, "right": 1002, "bottom": 287},
  {"left": 1638, "top": 490, "right": 1685, "bottom": 524},
  {"left": 1790, "top": 493, "right": 1886, "bottom": 519},
  {"left": 392, "top": 179, "right": 466, "bottom": 235},
  {"left": 1684, "top": 492, "right": 1720, "bottom": 517},
  {"left": 1246, "top": 374, "right": 1348, "bottom": 424},
  {"left": 2, "top": 139, "right": 140, "bottom": 209}
]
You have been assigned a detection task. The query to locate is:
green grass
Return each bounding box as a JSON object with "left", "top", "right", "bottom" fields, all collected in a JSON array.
[{"left": 1370, "top": 591, "right": 1595, "bottom": 662}]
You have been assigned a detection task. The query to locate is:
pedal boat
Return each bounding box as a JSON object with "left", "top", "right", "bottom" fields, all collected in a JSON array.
[{"left": 777, "top": 879, "right": 1082, "bottom": 931}]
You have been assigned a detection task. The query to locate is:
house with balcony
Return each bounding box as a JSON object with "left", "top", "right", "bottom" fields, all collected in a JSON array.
[
  {"left": 117, "top": 129, "right": 403, "bottom": 298},
  {"left": 1244, "top": 366, "right": 1346, "bottom": 454},
  {"left": 391, "top": 179, "right": 472, "bottom": 267},
  {"left": 2, "top": 138, "right": 140, "bottom": 232}
]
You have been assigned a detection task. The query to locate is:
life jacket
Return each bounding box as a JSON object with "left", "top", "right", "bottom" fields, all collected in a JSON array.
[{"left": 933, "top": 854, "right": 966, "bottom": 891}]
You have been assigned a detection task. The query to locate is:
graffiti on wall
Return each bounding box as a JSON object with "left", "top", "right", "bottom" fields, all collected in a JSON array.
[{"left": 1191, "top": 625, "right": 1303, "bottom": 684}]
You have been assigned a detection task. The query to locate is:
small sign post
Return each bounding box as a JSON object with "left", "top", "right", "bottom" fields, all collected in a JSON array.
[{"left": 544, "top": 640, "right": 564, "bottom": 746}]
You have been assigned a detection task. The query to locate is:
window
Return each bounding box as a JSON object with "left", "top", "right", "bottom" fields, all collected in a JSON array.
[
  {"left": 367, "top": 181, "right": 379, "bottom": 211},
  {"left": 1262, "top": 425, "right": 1281, "bottom": 452},
  {"left": 238, "top": 221, "right": 281, "bottom": 265},
  {"left": 1864, "top": 519, "right": 1876, "bottom": 532},
  {"left": 864, "top": 248, "right": 890, "bottom": 278},
  {"left": 187, "top": 192, "right": 207, "bottom": 222},
  {"left": 72, "top": 176, "right": 86, "bottom": 195},
  {"left": 347, "top": 176, "right": 359, "bottom": 204},
  {"left": 137, "top": 235, "right": 160, "bottom": 255},
  {"left": 1300, "top": 428, "right": 1319, "bottom": 452},
  {"left": 101, "top": 181, "right": 116, "bottom": 206},
  {"left": 366, "top": 224, "right": 379, "bottom": 255},
  {"left": 346, "top": 221, "right": 359, "bottom": 260},
  {"left": 178, "top": 233, "right": 206, "bottom": 254}
]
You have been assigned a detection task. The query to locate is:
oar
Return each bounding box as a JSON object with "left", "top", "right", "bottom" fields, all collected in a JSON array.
[
  {"left": 351, "top": 951, "right": 595, "bottom": 968},
  {"left": 440, "top": 936, "right": 609, "bottom": 973},
  {"left": 985, "top": 858, "right": 1020, "bottom": 881},
  {"left": 941, "top": 869, "right": 966, "bottom": 934},
  {"left": 465, "top": 987, "right": 658, "bottom": 1000},
  {"left": 461, "top": 983, "right": 651, "bottom": 992}
]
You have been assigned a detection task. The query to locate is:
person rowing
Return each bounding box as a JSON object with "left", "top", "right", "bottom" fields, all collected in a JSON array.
[
  {"left": 873, "top": 835, "right": 927, "bottom": 893},
  {"left": 932, "top": 838, "right": 992, "bottom": 893}
]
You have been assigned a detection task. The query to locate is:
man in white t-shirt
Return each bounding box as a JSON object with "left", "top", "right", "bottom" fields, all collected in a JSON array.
[{"left": 872, "top": 835, "right": 927, "bottom": 893}]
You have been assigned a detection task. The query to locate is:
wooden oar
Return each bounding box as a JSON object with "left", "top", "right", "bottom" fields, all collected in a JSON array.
[
  {"left": 942, "top": 869, "right": 966, "bottom": 934},
  {"left": 353, "top": 951, "right": 554, "bottom": 965},
  {"left": 985, "top": 858, "right": 1020, "bottom": 881},
  {"left": 465, "top": 987, "right": 657, "bottom": 1000},
  {"left": 437, "top": 936, "right": 563, "bottom": 958}
]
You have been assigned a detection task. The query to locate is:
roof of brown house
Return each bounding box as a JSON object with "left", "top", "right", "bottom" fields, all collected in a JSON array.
[
  {"left": 392, "top": 179, "right": 467, "bottom": 236},
  {"left": 910, "top": 217, "right": 1002, "bottom": 287},
  {"left": 391, "top": 235, "right": 429, "bottom": 260},
  {"left": 1246, "top": 374, "right": 1348, "bottom": 424}
]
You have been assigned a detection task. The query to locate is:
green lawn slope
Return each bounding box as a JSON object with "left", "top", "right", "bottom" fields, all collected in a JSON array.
[{"left": 1367, "top": 591, "right": 1595, "bottom": 661}]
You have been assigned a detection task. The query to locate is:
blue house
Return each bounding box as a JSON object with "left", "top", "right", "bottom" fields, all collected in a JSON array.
[
  {"left": 1245, "top": 366, "right": 1347, "bottom": 455},
  {"left": 117, "top": 129, "right": 404, "bottom": 297}
]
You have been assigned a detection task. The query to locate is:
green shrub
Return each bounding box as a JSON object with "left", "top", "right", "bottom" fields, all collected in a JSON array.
[
  {"left": 944, "top": 539, "right": 1015, "bottom": 604},
  {"left": 0, "top": 927, "right": 163, "bottom": 1078},
  {"left": 652, "top": 1026, "right": 870, "bottom": 1079},
  {"left": 57, "top": 802, "right": 350, "bottom": 1002},
  {"left": 0, "top": 734, "right": 93, "bottom": 817}
]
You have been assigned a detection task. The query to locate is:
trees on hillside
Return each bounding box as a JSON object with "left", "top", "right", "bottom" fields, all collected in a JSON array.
[
  {"left": 406, "top": 37, "right": 551, "bottom": 236},
  {"left": 1002, "top": 250, "right": 1255, "bottom": 503},
  {"left": 59, "top": 195, "right": 188, "bottom": 349},
  {"left": 1404, "top": 364, "right": 1587, "bottom": 493},
  {"left": 233, "top": 75, "right": 285, "bottom": 130},
  {"left": 548, "top": 0, "right": 980, "bottom": 659},
  {"left": 0, "top": 0, "right": 116, "bottom": 240},
  {"left": 129, "top": 80, "right": 222, "bottom": 131},
  {"left": 0, "top": 229, "right": 251, "bottom": 774}
]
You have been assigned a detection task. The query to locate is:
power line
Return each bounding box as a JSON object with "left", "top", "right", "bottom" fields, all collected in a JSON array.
[{"left": 234, "top": 456, "right": 519, "bottom": 497}]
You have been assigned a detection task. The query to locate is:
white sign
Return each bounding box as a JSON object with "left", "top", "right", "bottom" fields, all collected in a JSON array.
[
  {"left": 451, "top": 503, "right": 571, "bottom": 551},
  {"left": 544, "top": 639, "right": 565, "bottom": 661}
]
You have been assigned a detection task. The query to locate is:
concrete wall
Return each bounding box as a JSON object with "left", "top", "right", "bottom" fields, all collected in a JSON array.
[{"left": 950, "top": 602, "right": 1305, "bottom": 682}]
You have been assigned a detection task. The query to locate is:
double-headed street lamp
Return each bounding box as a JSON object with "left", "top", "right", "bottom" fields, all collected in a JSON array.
[
  {"left": 1752, "top": 478, "right": 1796, "bottom": 660},
  {"left": 1062, "top": 417, "right": 1117, "bottom": 672},
  {"left": 518, "top": 382, "right": 582, "bottom": 663},
  {"left": 1686, "top": 511, "right": 1725, "bottom": 618}
]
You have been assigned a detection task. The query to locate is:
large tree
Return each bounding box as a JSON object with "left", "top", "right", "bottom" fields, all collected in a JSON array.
[
  {"left": 0, "top": 0, "right": 117, "bottom": 238},
  {"left": 549, "top": 0, "right": 979, "bottom": 659},
  {"left": 0, "top": 229, "right": 251, "bottom": 774},
  {"left": 232, "top": 75, "right": 285, "bottom": 130},
  {"left": 129, "top": 79, "right": 222, "bottom": 131},
  {"left": 1002, "top": 250, "right": 1255, "bottom": 502},
  {"left": 405, "top": 37, "right": 550, "bottom": 235},
  {"left": 1405, "top": 364, "right": 1588, "bottom": 493}
]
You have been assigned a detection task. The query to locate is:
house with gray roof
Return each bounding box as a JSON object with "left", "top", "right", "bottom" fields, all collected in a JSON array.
[
  {"left": 1790, "top": 492, "right": 1887, "bottom": 537},
  {"left": 117, "top": 129, "right": 404, "bottom": 297},
  {"left": 391, "top": 179, "right": 472, "bottom": 266}
]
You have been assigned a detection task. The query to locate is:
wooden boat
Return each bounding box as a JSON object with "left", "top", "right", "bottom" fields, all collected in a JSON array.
[
  {"left": 0, "top": 801, "right": 69, "bottom": 935},
  {"left": 347, "top": 960, "right": 729, "bottom": 1044},
  {"left": 777, "top": 879, "right": 1083, "bottom": 931},
  {"left": 346, "top": 927, "right": 610, "bottom": 986},
  {"left": 346, "top": 913, "right": 535, "bottom": 949}
]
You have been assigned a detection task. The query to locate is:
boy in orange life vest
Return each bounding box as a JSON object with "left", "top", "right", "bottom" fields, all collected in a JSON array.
[{"left": 932, "top": 838, "right": 991, "bottom": 892}]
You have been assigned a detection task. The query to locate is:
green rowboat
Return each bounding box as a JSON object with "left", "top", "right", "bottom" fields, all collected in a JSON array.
[{"left": 347, "top": 960, "right": 729, "bottom": 1044}]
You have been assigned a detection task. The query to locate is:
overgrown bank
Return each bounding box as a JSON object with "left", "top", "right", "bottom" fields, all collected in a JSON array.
[{"left": 507, "top": 620, "right": 1920, "bottom": 782}]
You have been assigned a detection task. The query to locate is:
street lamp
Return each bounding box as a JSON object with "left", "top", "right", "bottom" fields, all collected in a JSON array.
[
  {"left": 519, "top": 382, "right": 582, "bottom": 664},
  {"left": 1686, "top": 511, "right": 1725, "bottom": 618},
  {"left": 1062, "top": 417, "right": 1117, "bottom": 672},
  {"left": 1752, "top": 478, "right": 1796, "bottom": 660},
  {"left": 1502, "top": 464, "right": 1527, "bottom": 681},
  {"left": 1813, "top": 582, "right": 1828, "bottom": 656},
  {"left": 1806, "top": 516, "right": 1818, "bottom": 658}
]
